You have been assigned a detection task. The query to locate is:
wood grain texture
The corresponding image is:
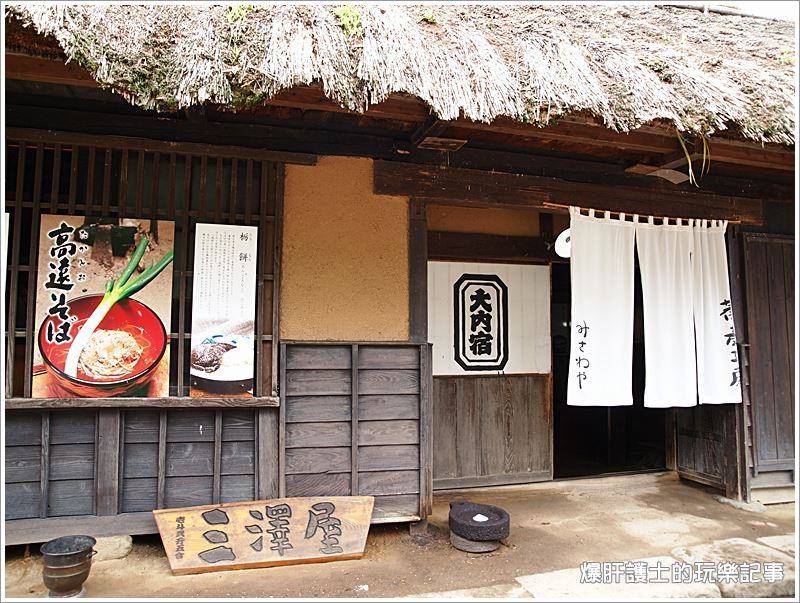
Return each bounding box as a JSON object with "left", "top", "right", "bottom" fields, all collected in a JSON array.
[
  {"left": 285, "top": 396, "right": 352, "bottom": 423},
  {"left": 358, "top": 420, "right": 419, "bottom": 446},
  {"left": 47, "top": 479, "right": 95, "bottom": 517},
  {"left": 153, "top": 496, "right": 374, "bottom": 575},
  {"left": 6, "top": 482, "right": 43, "bottom": 520},
  {"left": 5, "top": 511, "right": 157, "bottom": 546},
  {"left": 374, "top": 160, "right": 764, "bottom": 225},
  {"left": 358, "top": 470, "right": 420, "bottom": 496},
  {"left": 358, "top": 346, "right": 420, "bottom": 370},
  {"left": 433, "top": 374, "right": 552, "bottom": 488},
  {"left": 285, "top": 422, "right": 351, "bottom": 448},
  {"left": 408, "top": 199, "right": 428, "bottom": 343},
  {"left": 744, "top": 234, "right": 795, "bottom": 473},
  {"left": 358, "top": 445, "right": 419, "bottom": 472},
  {"left": 48, "top": 444, "right": 96, "bottom": 481},
  {"left": 286, "top": 346, "right": 351, "bottom": 370},
  {"left": 5, "top": 396, "right": 280, "bottom": 410},
  {"left": 358, "top": 370, "right": 419, "bottom": 395},
  {"left": 284, "top": 447, "right": 351, "bottom": 475},
  {"left": 5, "top": 446, "right": 41, "bottom": 483},
  {"left": 279, "top": 343, "right": 425, "bottom": 521},
  {"left": 5, "top": 412, "right": 42, "bottom": 446},
  {"left": 49, "top": 411, "right": 96, "bottom": 444},
  {"left": 358, "top": 395, "right": 419, "bottom": 421},
  {"left": 285, "top": 473, "right": 352, "bottom": 497},
  {"left": 96, "top": 409, "right": 120, "bottom": 515},
  {"left": 285, "top": 370, "right": 351, "bottom": 396}
]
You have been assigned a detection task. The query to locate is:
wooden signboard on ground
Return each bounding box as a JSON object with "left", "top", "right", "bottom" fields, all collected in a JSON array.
[{"left": 153, "top": 496, "right": 374, "bottom": 575}]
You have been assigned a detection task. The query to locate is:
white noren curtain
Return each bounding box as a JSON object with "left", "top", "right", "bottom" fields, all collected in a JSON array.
[
  {"left": 567, "top": 208, "right": 635, "bottom": 406},
  {"left": 693, "top": 220, "right": 742, "bottom": 404},
  {"left": 635, "top": 217, "right": 697, "bottom": 408}
]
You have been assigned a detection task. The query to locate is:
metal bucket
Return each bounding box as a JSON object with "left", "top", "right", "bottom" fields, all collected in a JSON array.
[{"left": 40, "top": 535, "right": 97, "bottom": 598}]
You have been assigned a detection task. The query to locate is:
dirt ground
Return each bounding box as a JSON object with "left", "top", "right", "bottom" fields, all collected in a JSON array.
[{"left": 4, "top": 472, "right": 796, "bottom": 598}]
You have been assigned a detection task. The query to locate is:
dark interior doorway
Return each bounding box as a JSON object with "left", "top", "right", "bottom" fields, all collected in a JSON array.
[{"left": 551, "top": 262, "right": 667, "bottom": 479}]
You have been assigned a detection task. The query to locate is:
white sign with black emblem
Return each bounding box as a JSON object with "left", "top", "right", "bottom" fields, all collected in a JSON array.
[{"left": 428, "top": 261, "right": 551, "bottom": 376}]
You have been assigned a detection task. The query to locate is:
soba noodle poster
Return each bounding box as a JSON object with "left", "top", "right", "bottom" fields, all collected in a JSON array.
[
  {"left": 33, "top": 215, "right": 174, "bottom": 398},
  {"left": 189, "top": 223, "right": 258, "bottom": 398}
]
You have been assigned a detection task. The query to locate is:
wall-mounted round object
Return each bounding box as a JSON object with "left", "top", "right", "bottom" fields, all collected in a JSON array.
[{"left": 555, "top": 228, "right": 571, "bottom": 258}]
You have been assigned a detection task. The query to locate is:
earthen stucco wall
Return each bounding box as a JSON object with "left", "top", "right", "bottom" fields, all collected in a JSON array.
[{"left": 281, "top": 156, "right": 409, "bottom": 341}]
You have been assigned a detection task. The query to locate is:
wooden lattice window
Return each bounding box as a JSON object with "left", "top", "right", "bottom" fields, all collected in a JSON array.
[{"left": 4, "top": 128, "right": 308, "bottom": 403}]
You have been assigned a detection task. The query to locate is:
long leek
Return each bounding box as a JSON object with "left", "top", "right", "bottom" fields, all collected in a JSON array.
[{"left": 64, "top": 236, "right": 174, "bottom": 378}]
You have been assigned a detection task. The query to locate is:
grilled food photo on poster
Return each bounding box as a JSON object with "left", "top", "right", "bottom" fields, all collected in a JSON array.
[
  {"left": 190, "top": 223, "right": 258, "bottom": 398},
  {"left": 33, "top": 215, "right": 174, "bottom": 398}
]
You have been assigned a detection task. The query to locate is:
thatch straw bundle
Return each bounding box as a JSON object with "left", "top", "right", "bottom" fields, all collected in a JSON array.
[{"left": 6, "top": 3, "right": 796, "bottom": 145}]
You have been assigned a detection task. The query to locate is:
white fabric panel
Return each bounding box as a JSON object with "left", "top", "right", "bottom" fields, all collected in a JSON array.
[
  {"left": 693, "top": 220, "right": 742, "bottom": 404},
  {"left": 427, "top": 261, "right": 550, "bottom": 376},
  {"left": 567, "top": 208, "right": 635, "bottom": 406},
  {"left": 635, "top": 218, "right": 697, "bottom": 408}
]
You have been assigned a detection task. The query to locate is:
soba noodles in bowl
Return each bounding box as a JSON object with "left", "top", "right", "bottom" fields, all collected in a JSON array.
[{"left": 38, "top": 294, "right": 167, "bottom": 397}]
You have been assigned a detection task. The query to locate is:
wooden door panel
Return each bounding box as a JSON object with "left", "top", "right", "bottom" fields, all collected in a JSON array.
[
  {"left": 744, "top": 235, "right": 795, "bottom": 473},
  {"left": 433, "top": 374, "right": 552, "bottom": 489}
]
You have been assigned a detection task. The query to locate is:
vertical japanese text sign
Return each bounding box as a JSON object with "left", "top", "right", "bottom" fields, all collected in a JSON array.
[
  {"left": 189, "top": 223, "right": 258, "bottom": 397},
  {"left": 453, "top": 273, "right": 509, "bottom": 371}
]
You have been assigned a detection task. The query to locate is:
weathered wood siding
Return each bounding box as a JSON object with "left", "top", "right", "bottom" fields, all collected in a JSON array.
[
  {"left": 280, "top": 343, "right": 432, "bottom": 523},
  {"left": 432, "top": 374, "right": 552, "bottom": 489},
  {"left": 743, "top": 234, "right": 794, "bottom": 487},
  {"left": 5, "top": 409, "right": 267, "bottom": 542},
  {"left": 675, "top": 406, "right": 726, "bottom": 488}
]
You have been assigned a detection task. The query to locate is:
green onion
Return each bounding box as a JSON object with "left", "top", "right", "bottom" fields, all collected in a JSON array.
[{"left": 64, "top": 236, "right": 173, "bottom": 378}]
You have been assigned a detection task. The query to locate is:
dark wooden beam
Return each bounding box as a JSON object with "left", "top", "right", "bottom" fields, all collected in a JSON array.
[
  {"left": 5, "top": 53, "right": 98, "bottom": 87},
  {"left": 6, "top": 101, "right": 792, "bottom": 201},
  {"left": 5, "top": 396, "right": 280, "bottom": 409},
  {"left": 7, "top": 126, "right": 317, "bottom": 165},
  {"left": 428, "top": 230, "right": 553, "bottom": 264},
  {"left": 375, "top": 161, "right": 764, "bottom": 225},
  {"left": 408, "top": 199, "right": 428, "bottom": 342}
]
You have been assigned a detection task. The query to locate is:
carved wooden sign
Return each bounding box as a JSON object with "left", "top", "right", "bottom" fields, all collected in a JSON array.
[{"left": 153, "top": 496, "right": 375, "bottom": 575}]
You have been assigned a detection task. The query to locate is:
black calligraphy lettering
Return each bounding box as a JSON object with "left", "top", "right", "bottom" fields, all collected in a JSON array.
[
  {"left": 469, "top": 331, "right": 494, "bottom": 356},
  {"left": 305, "top": 502, "right": 344, "bottom": 555}
]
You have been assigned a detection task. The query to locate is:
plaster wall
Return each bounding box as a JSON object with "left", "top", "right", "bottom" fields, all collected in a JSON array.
[{"left": 281, "top": 156, "right": 409, "bottom": 341}]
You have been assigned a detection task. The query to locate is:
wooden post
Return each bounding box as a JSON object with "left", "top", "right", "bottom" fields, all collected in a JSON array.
[
  {"left": 408, "top": 198, "right": 428, "bottom": 343},
  {"left": 95, "top": 409, "right": 121, "bottom": 516},
  {"left": 351, "top": 344, "right": 360, "bottom": 496}
]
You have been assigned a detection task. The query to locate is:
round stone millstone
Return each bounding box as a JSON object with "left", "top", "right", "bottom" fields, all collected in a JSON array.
[
  {"left": 448, "top": 501, "right": 510, "bottom": 541},
  {"left": 449, "top": 530, "right": 500, "bottom": 553}
]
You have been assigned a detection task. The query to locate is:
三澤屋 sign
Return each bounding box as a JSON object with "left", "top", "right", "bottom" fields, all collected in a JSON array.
[{"left": 153, "top": 496, "right": 374, "bottom": 575}]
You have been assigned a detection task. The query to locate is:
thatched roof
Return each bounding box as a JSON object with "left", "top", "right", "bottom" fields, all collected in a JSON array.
[{"left": 6, "top": 3, "right": 797, "bottom": 145}]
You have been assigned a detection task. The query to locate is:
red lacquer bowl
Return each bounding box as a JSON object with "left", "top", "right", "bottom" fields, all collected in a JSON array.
[{"left": 38, "top": 294, "right": 167, "bottom": 398}]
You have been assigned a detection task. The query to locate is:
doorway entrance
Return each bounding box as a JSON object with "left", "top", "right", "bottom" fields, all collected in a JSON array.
[{"left": 551, "top": 262, "right": 667, "bottom": 479}]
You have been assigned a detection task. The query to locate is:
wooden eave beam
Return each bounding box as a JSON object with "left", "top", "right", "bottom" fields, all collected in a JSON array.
[
  {"left": 428, "top": 230, "right": 554, "bottom": 264},
  {"left": 374, "top": 160, "right": 764, "bottom": 225},
  {"left": 5, "top": 53, "right": 794, "bottom": 172},
  {"left": 5, "top": 52, "right": 98, "bottom": 87}
]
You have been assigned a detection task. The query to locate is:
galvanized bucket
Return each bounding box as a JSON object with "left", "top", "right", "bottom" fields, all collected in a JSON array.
[{"left": 40, "top": 535, "right": 97, "bottom": 598}]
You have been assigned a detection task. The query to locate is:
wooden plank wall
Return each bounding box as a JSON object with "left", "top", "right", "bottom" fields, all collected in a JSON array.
[
  {"left": 5, "top": 410, "right": 263, "bottom": 525},
  {"left": 280, "top": 343, "right": 431, "bottom": 523},
  {"left": 432, "top": 374, "right": 552, "bottom": 490},
  {"left": 743, "top": 234, "right": 795, "bottom": 485}
]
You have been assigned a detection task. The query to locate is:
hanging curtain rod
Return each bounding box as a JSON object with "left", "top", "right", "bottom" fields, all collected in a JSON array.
[{"left": 541, "top": 202, "right": 741, "bottom": 225}]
